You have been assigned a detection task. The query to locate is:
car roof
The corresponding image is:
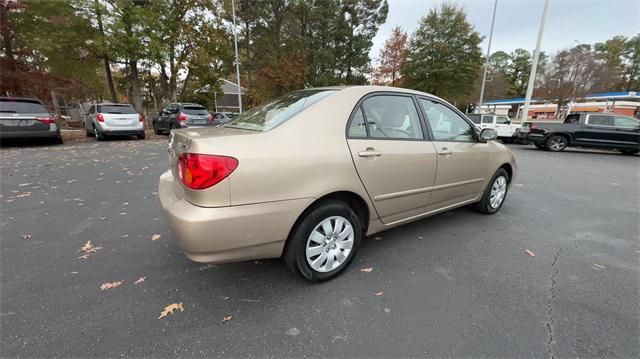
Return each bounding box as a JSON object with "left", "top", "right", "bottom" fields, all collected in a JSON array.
[
  {"left": 0, "top": 97, "right": 43, "bottom": 103},
  {"left": 96, "top": 103, "right": 133, "bottom": 106},
  {"left": 176, "top": 103, "right": 205, "bottom": 107},
  {"left": 314, "top": 85, "right": 451, "bottom": 104}
]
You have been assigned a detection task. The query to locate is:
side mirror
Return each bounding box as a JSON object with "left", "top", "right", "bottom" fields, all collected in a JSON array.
[{"left": 480, "top": 128, "right": 497, "bottom": 142}]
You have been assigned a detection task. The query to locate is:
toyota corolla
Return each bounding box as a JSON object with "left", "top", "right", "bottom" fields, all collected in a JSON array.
[{"left": 158, "top": 86, "right": 516, "bottom": 282}]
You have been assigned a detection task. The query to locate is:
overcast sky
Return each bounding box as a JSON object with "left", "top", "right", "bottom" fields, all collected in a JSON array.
[{"left": 370, "top": 0, "right": 640, "bottom": 61}]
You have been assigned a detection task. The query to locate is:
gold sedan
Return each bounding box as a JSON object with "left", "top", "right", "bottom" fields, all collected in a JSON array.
[{"left": 159, "top": 86, "right": 517, "bottom": 282}]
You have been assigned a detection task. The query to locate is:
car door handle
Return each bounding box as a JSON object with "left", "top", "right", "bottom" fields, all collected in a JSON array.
[
  {"left": 358, "top": 148, "right": 382, "bottom": 157},
  {"left": 438, "top": 148, "right": 453, "bottom": 156}
]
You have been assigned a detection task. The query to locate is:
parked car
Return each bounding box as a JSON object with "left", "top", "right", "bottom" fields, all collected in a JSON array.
[
  {"left": 467, "top": 113, "right": 521, "bottom": 143},
  {"left": 0, "top": 97, "right": 63, "bottom": 144},
  {"left": 158, "top": 86, "right": 516, "bottom": 282},
  {"left": 153, "top": 103, "right": 213, "bottom": 134},
  {"left": 211, "top": 112, "right": 236, "bottom": 126},
  {"left": 519, "top": 112, "right": 639, "bottom": 154},
  {"left": 83, "top": 103, "right": 145, "bottom": 140}
]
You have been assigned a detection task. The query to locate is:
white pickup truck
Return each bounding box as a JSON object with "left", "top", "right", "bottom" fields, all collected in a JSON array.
[{"left": 466, "top": 114, "right": 521, "bottom": 143}]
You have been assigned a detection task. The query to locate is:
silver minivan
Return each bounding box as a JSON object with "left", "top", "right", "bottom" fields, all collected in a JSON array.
[{"left": 84, "top": 103, "right": 145, "bottom": 140}]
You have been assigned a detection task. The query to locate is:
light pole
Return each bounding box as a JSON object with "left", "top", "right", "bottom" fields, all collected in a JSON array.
[
  {"left": 231, "top": 0, "right": 243, "bottom": 113},
  {"left": 520, "top": 0, "right": 549, "bottom": 122},
  {"left": 477, "top": 0, "right": 498, "bottom": 114}
]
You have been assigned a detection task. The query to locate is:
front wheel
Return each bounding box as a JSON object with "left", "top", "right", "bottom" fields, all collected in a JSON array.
[
  {"left": 545, "top": 135, "right": 568, "bottom": 151},
  {"left": 284, "top": 201, "right": 362, "bottom": 282},
  {"left": 474, "top": 168, "right": 509, "bottom": 214}
]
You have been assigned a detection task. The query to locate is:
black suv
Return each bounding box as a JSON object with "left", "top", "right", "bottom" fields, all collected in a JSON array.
[{"left": 153, "top": 103, "right": 213, "bottom": 135}]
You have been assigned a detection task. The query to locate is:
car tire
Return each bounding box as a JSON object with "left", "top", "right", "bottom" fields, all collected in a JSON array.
[
  {"left": 474, "top": 168, "right": 509, "bottom": 215},
  {"left": 153, "top": 122, "right": 160, "bottom": 135},
  {"left": 167, "top": 123, "right": 174, "bottom": 136},
  {"left": 51, "top": 136, "right": 63, "bottom": 145},
  {"left": 618, "top": 148, "right": 639, "bottom": 155},
  {"left": 94, "top": 127, "right": 104, "bottom": 141},
  {"left": 85, "top": 127, "right": 93, "bottom": 137},
  {"left": 545, "top": 135, "right": 567, "bottom": 151},
  {"left": 283, "top": 201, "right": 362, "bottom": 282},
  {"left": 137, "top": 133, "right": 146, "bottom": 140}
]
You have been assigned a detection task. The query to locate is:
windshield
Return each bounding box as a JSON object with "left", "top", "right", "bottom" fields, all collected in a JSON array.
[
  {"left": 98, "top": 104, "right": 137, "bottom": 114},
  {"left": 182, "top": 106, "right": 209, "bottom": 115},
  {"left": 224, "top": 89, "right": 336, "bottom": 131},
  {"left": 0, "top": 99, "right": 48, "bottom": 114}
]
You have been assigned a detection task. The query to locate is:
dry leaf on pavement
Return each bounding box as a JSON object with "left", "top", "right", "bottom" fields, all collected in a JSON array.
[
  {"left": 592, "top": 263, "right": 606, "bottom": 270},
  {"left": 221, "top": 316, "right": 233, "bottom": 323},
  {"left": 151, "top": 234, "right": 161, "bottom": 241},
  {"left": 525, "top": 249, "right": 536, "bottom": 257},
  {"left": 21, "top": 234, "right": 32, "bottom": 240},
  {"left": 158, "top": 302, "right": 184, "bottom": 319},
  {"left": 374, "top": 291, "right": 384, "bottom": 296},
  {"left": 100, "top": 281, "right": 124, "bottom": 290},
  {"left": 360, "top": 267, "right": 373, "bottom": 273},
  {"left": 134, "top": 277, "right": 146, "bottom": 284}
]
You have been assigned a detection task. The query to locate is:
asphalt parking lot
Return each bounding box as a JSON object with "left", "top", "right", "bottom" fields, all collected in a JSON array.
[{"left": 1, "top": 138, "right": 638, "bottom": 358}]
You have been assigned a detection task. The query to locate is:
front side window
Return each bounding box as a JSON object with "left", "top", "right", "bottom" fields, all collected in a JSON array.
[
  {"left": 481, "top": 115, "right": 493, "bottom": 124},
  {"left": 360, "top": 95, "right": 423, "bottom": 140},
  {"left": 613, "top": 116, "right": 639, "bottom": 128},
  {"left": 496, "top": 116, "right": 510, "bottom": 124},
  {"left": 420, "top": 99, "right": 475, "bottom": 142},
  {"left": 588, "top": 114, "right": 614, "bottom": 126},
  {"left": 224, "top": 90, "right": 336, "bottom": 132}
]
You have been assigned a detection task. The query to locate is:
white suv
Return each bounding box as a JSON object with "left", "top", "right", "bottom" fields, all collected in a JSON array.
[
  {"left": 84, "top": 103, "right": 145, "bottom": 140},
  {"left": 467, "top": 114, "right": 520, "bottom": 143}
]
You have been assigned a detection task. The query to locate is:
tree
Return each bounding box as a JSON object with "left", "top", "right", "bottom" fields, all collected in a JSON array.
[
  {"left": 622, "top": 35, "right": 640, "bottom": 90},
  {"left": 401, "top": 3, "right": 483, "bottom": 104},
  {"left": 506, "top": 48, "right": 532, "bottom": 97},
  {"left": 372, "top": 26, "right": 407, "bottom": 86}
]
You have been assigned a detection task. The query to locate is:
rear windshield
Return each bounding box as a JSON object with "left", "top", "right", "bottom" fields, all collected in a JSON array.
[
  {"left": 224, "top": 90, "right": 336, "bottom": 131},
  {"left": 98, "top": 104, "right": 136, "bottom": 114},
  {"left": 467, "top": 114, "right": 481, "bottom": 124},
  {"left": 182, "top": 106, "right": 209, "bottom": 115},
  {"left": 0, "top": 100, "right": 48, "bottom": 114}
]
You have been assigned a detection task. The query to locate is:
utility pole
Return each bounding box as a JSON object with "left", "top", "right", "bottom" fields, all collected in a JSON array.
[
  {"left": 520, "top": 0, "right": 549, "bottom": 122},
  {"left": 231, "top": 0, "right": 243, "bottom": 113},
  {"left": 477, "top": 0, "right": 498, "bottom": 114}
]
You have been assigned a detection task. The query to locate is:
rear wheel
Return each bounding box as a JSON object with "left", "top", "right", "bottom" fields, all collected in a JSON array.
[
  {"left": 137, "top": 133, "right": 146, "bottom": 140},
  {"left": 153, "top": 121, "right": 161, "bottom": 135},
  {"left": 284, "top": 201, "right": 362, "bottom": 282},
  {"left": 51, "top": 136, "right": 63, "bottom": 145},
  {"left": 545, "top": 135, "right": 567, "bottom": 151},
  {"left": 474, "top": 168, "right": 509, "bottom": 214},
  {"left": 94, "top": 127, "right": 104, "bottom": 141}
]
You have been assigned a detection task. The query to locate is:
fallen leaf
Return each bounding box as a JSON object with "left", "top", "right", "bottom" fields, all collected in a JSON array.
[
  {"left": 21, "top": 234, "right": 32, "bottom": 240},
  {"left": 100, "top": 280, "right": 124, "bottom": 290},
  {"left": 158, "top": 302, "right": 184, "bottom": 319},
  {"left": 150, "top": 234, "right": 161, "bottom": 241},
  {"left": 525, "top": 249, "right": 536, "bottom": 257},
  {"left": 374, "top": 291, "right": 384, "bottom": 296},
  {"left": 134, "top": 276, "right": 146, "bottom": 284},
  {"left": 360, "top": 267, "right": 373, "bottom": 273},
  {"left": 253, "top": 260, "right": 263, "bottom": 266},
  {"left": 221, "top": 316, "right": 233, "bottom": 323},
  {"left": 592, "top": 263, "right": 606, "bottom": 270},
  {"left": 81, "top": 241, "right": 93, "bottom": 252},
  {"left": 374, "top": 236, "right": 382, "bottom": 241},
  {"left": 513, "top": 183, "right": 524, "bottom": 187}
]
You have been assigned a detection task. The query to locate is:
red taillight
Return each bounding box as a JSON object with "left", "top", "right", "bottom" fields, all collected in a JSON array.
[
  {"left": 35, "top": 117, "right": 56, "bottom": 124},
  {"left": 208, "top": 114, "right": 214, "bottom": 121},
  {"left": 96, "top": 114, "right": 104, "bottom": 122},
  {"left": 139, "top": 114, "right": 144, "bottom": 122},
  {"left": 177, "top": 114, "right": 188, "bottom": 121},
  {"left": 177, "top": 153, "right": 238, "bottom": 190}
]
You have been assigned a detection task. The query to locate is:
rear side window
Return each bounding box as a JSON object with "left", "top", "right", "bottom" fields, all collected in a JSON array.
[
  {"left": 360, "top": 95, "right": 423, "bottom": 140},
  {"left": 98, "top": 105, "right": 136, "bottom": 114},
  {"left": 224, "top": 90, "right": 335, "bottom": 131},
  {"left": 482, "top": 115, "right": 493, "bottom": 124},
  {"left": 467, "top": 114, "right": 481, "bottom": 124},
  {"left": 565, "top": 114, "right": 580, "bottom": 124},
  {"left": 0, "top": 99, "right": 48, "bottom": 113},
  {"left": 587, "top": 115, "right": 614, "bottom": 126},
  {"left": 347, "top": 107, "right": 367, "bottom": 138},
  {"left": 182, "top": 106, "right": 209, "bottom": 115}
]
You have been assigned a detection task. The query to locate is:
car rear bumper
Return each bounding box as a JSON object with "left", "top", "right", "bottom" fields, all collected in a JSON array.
[
  {"left": 158, "top": 170, "right": 314, "bottom": 263},
  {"left": 99, "top": 128, "right": 145, "bottom": 136},
  {"left": 0, "top": 130, "right": 61, "bottom": 139}
]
